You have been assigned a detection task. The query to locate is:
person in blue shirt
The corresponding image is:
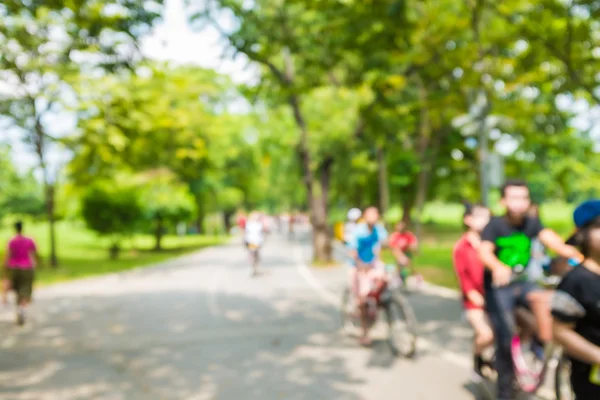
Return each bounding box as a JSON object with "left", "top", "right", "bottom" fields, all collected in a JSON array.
[{"left": 348, "top": 206, "right": 388, "bottom": 346}]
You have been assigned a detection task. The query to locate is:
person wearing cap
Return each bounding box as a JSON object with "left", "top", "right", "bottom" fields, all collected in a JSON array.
[
  {"left": 344, "top": 208, "right": 362, "bottom": 246},
  {"left": 551, "top": 200, "right": 600, "bottom": 399}
]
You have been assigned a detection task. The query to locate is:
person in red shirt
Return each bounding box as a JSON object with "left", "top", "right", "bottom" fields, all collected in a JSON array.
[
  {"left": 237, "top": 212, "right": 247, "bottom": 230},
  {"left": 389, "top": 221, "right": 420, "bottom": 284},
  {"left": 453, "top": 203, "right": 494, "bottom": 378}
]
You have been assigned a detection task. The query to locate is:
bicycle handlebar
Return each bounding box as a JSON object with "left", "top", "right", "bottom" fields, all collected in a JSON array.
[{"left": 494, "top": 264, "right": 562, "bottom": 289}]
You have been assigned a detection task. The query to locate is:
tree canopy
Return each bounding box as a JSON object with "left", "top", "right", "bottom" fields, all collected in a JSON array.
[{"left": 2, "top": 0, "right": 599, "bottom": 263}]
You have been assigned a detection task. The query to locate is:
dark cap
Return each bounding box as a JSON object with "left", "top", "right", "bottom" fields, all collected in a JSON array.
[{"left": 573, "top": 200, "right": 600, "bottom": 228}]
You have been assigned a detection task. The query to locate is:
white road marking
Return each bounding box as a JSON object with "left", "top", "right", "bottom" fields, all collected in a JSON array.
[
  {"left": 294, "top": 246, "right": 341, "bottom": 307},
  {"left": 207, "top": 266, "right": 226, "bottom": 316},
  {"left": 292, "top": 243, "right": 472, "bottom": 366}
]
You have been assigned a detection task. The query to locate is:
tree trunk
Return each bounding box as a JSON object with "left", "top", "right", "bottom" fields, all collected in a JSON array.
[
  {"left": 33, "top": 115, "right": 58, "bottom": 267},
  {"left": 414, "top": 81, "right": 432, "bottom": 240},
  {"left": 471, "top": 2, "right": 492, "bottom": 205},
  {"left": 195, "top": 196, "right": 205, "bottom": 234},
  {"left": 282, "top": 49, "right": 333, "bottom": 262},
  {"left": 45, "top": 183, "right": 58, "bottom": 267},
  {"left": 195, "top": 215, "right": 205, "bottom": 235},
  {"left": 401, "top": 197, "right": 414, "bottom": 225},
  {"left": 312, "top": 159, "right": 333, "bottom": 263},
  {"left": 223, "top": 211, "right": 233, "bottom": 234},
  {"left": 109, "top": 242, "right": 120, "bottom": 260},
  {"left": 377, "top": 145, "right": 389, "bottom": 216},
  {"left": 154, "top": 216, "right": 164, "bottom": 251}
]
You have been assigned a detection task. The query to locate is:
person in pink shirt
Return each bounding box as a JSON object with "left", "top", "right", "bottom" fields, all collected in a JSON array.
[{"left": 2, "top": 221, "right": 40, "bottom": 325}]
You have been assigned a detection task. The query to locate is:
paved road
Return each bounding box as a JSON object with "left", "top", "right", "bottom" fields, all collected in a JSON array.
[{"left": 0, "top": 231, "right": 552, "bottom": 400}]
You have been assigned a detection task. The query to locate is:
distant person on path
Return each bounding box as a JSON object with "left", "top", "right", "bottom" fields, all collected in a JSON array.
[
  {"left": 453, "top": 203, "right": 494, "bottom": 380},
  {"left": 344, "top": 208, "right": 362, "bottom": 246},
  {"left": 389, "top": 220, "right": 421, "bottom": 286},
  {"left": 237, "top": 212, "right": 247, "bottom": 230},
  {"left": 2, "top": 221, "right": 40, "bottom": 325},
  {"left": 348, "top": 207, "right": 388, "bottom": 346},
  {"left": 288, "top": 212, "right": 295, "bottom": 239},
  {"left": 244, "top": 212, "right": 267, "bottom": 274}
]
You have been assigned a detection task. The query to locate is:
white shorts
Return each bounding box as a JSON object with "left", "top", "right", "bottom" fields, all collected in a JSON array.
[{"left": 348, "top": 261, "right": 387, "bottom": 298}]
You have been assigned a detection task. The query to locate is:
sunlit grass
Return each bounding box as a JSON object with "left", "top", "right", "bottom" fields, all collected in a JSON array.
[{"left": 0, "top": 220, "right": 227, "bottom": 285}]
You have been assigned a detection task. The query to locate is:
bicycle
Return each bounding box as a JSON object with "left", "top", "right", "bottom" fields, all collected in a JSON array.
[
  {"left": 340, "top": 265, "right": 418, "bottom": 358},
  {"left": 554, "top": 350, "right": 575, "bottom": 400},
  {"left": 481, "top": 267, "right": 563, "bottom": 395}
]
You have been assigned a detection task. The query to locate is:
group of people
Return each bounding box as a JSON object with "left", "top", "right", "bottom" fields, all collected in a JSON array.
[
  {"left": 342, "top": 179, "right": 599, "bottom": 399},
  {"left": 453, "top": 180, "right": 600, "bottom": 400},
  {"left": 2, "top": 221, "right": 39, "bottom": 325},
  {"left": 5, "top": 187, "right": 599, "bottom": 398}
]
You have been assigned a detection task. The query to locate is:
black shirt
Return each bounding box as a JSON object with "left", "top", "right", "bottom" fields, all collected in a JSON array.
[
  {"left": 552, "top": 265, "right": 600, "bottom": 398},
  {"left": 481, "top": 215, "right": 544, "bottom": 268}
]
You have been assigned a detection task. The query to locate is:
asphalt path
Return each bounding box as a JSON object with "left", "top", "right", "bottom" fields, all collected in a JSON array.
[{"left": 0, "top": 229, "right": 556, "bottom": 400}]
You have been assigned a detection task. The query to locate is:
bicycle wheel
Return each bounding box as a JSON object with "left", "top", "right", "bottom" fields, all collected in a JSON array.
[
  {"left": 340, "top": 287, "right": 360, "bottom": 336},
  {"left": 555, "top": 353, "right": 575, "bottom": 400},
  {"left": 511, "top": 335, "right": 552, "bottom": 394},
  {"left": 385, "top": 290, "right": 418, "bottom": 358}
]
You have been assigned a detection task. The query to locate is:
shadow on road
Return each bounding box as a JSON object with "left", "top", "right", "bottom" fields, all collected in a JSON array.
[{"left": 0, "top": 284, "right": 367, "bottom": 400}]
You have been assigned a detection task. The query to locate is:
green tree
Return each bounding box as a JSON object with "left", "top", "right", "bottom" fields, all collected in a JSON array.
[
  {"left": 80, "top": 182, "right": 143, "bottom": 259},
  {"left": 0, "top": 0, "right": 163, "bottom": 266},
  {"left": 67, "top": 63, "right": 255, "bottom": 233},
  {"left": 0, "top": 145, "right": 45, "bottom": 220},
  {"left": 191, "top": 0, "right": 383, "bottom": 262},
  {"left": 136, "top": 169, "right": 196, "bottom": 250}
]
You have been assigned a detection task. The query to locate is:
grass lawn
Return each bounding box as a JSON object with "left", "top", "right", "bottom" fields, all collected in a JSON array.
[
  {"left": 381, "top": 202, "right": 575, "bottom": 290},
  {"left": 0, "top": 220, "right": 227, "bottom": 286}
]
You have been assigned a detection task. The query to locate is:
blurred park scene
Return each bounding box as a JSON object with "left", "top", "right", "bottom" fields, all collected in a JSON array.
[
  {"left": 2, "top": 1, "right": 600, "bottom": 399},
  {"left": 2, "top": 0, "right": 599, "bottom": 288}
]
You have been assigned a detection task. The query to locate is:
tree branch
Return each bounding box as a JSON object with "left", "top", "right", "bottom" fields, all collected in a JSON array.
[
  {"left": 490, "top": 3, "right": 600, "bottom": 105},
  {"left": 203, "top": 3, "right": 288, "bottom": 85}
]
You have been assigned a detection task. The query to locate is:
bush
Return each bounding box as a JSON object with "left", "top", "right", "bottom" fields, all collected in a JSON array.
[{"left": 81, "top": 183, "right": 143, "bottom": 258}]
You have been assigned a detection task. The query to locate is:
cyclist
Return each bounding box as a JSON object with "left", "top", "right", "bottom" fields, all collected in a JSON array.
[
  {"left": 389, "top": 220, "right": 420, "bottom": 286},
  {"left": 347, "top": 206, "right": 388, "bottom": 346},
  {"left": 479, "top": 179, "right": 582, "bottom": 400},
  {"left": 2, "top": 221, "right": 40, "bottom": 325},
  {"left": 551, "top": 200, "right": 600, "bottom": 400},
  {"left": 244, "top": 212, "right": 265, "bottom": 275},
  {"left": 344, "top": 208, "right": 362, "bottom": 246},
  {"left": 452, "top": 202, "right": 494, "bottom": 380}
]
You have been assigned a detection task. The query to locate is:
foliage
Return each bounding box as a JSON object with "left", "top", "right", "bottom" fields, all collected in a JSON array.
[
  {"left": 80, "top": 181, "right": 143, "bottom": 247},
  {"left": 0, "top": 0, "right": 164, "bottom": 265},
  {"left": 3, "top": 0, "right": 600, "bottom": 268},
  {"left": 135, "top": 168, "right": 196, "bottom": 243},
  {"left": 0, "top": 145, "right": 45, "bottom": 219}
]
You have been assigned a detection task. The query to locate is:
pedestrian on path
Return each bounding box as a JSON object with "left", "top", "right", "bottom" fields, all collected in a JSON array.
[{"left": 2, "top": 221, "right": 40, "bottom": 325}]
